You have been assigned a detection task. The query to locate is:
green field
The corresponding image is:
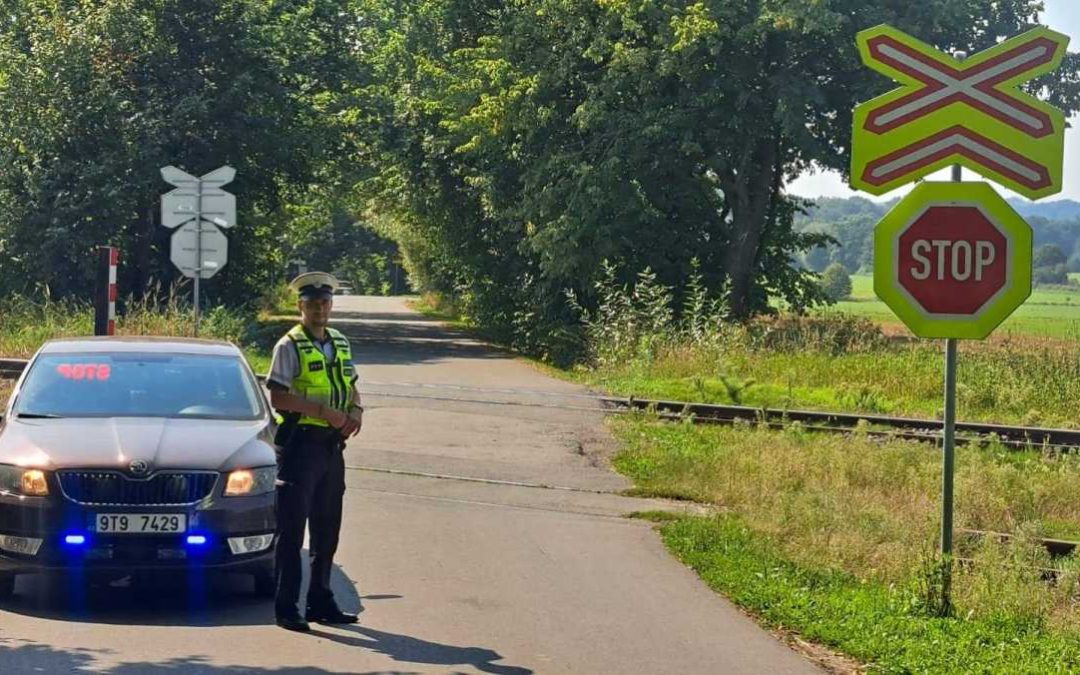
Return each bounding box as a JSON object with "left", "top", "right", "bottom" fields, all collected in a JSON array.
[{"left": 829, "top": 274, "right": 1080, "bottom": 339}]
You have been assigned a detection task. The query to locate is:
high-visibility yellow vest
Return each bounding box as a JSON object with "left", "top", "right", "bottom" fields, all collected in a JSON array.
[{"left": 285, "top": 324, "right": 355, "bottom": 428}]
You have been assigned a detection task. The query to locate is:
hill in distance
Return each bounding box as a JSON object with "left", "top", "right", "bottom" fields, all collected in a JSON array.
[
  {"left": 1007, "top": 198, "right": 1080, "bottom": 221},
  {"left": 792, "top": 194, "right": 1080, "bottom": 223}
]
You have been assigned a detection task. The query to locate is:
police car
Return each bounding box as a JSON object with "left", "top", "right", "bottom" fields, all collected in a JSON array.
[{"left": 0, "top": 337, "right": 278, "bottom": 597}]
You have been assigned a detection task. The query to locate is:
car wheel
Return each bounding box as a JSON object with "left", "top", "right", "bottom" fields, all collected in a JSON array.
[
  {"left": 0, "top": 574, "right": 15, "bottom": 599},
  {"left": 252, "top": 564, "right": 276, "bottom": 598}
]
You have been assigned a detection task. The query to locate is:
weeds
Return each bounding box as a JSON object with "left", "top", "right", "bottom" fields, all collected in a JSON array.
[
  {"left": 0, "top": 285, "right": 272, "bottom": 373},
  {"left": 570, "top": 264, "right": 1080, "bottom": 426},
  {"left": 614, "top": 418, "right": 1080, "bottom": 656},
  {"left": 256, "top": 282, "right": 298, "bottom": 317},
  {"left": 658, "top": 514, "right": 1080, "bottom": 673},
  {"left": 568, "top": 260, "right": 733, "bottom": 369}
]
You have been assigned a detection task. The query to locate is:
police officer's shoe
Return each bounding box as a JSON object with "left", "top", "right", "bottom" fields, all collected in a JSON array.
[
  {"left": 276, "top": 614, "right": 311, "bottom": 632},
  {"left": 306, "top": 606, "right": 359, "bottom": 624}
]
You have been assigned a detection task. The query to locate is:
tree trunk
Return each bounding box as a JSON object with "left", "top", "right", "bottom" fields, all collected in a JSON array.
[
  {"left": 722, "top": 135, "right": 780, "bottom": 318},
  {"left": 128, "top": 201, "right": 155, "bottom": 299}
]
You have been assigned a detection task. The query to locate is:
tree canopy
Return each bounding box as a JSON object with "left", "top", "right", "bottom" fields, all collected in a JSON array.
[
  {"left": 351, "top": 0, "right": 1080, "bottom": 358},
  {"left": 0, "top": 0, "right": 394, "bottom": 303},
  {"left": 0, "top": 0, "right": 1077, "bottom": 360}
]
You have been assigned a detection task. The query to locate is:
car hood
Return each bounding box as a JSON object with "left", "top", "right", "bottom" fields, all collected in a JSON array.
[{"left": 0, "top": 417, "right": 275, "bottom": 472}]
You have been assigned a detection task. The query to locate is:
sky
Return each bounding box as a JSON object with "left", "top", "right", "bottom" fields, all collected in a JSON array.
[{"left": 788, "top": 0, "right": 1080, "bottom": 203}]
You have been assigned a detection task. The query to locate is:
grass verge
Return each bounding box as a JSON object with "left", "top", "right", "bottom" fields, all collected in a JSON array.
[
  {"left": 580, "top": 316, "right": 1080, "bottom": 428},
  {"left": 0, "top": 290, "right": 293, "bottom": 407},
  {"left": 614, "top": 417, "right": 1080, "bottom": 672},
  {"left": 655, "top": 514, "right": 1080, "bottom": 673},
  {"left": 406, "top": 292, "right": 474, "bottom": 331}
]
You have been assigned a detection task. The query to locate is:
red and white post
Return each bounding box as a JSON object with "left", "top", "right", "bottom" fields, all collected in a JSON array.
[{"left": 95, "top": 246, "right": 119, "bottom": 336}]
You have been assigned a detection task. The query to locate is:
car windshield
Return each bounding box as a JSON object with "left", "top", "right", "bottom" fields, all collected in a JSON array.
[{"left": 13, "top": 352, "right": 264, "bottom": 420}]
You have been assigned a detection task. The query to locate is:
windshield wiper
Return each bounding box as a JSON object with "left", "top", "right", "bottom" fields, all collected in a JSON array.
[{"left": 16, "top": 413, "right": 64, "bottom": 419}]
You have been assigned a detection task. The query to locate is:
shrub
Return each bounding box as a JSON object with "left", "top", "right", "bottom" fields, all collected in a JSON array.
[
  {"left": 820, "top": 263, "right": 853, "bottom": 301},
  {"left": 1034, "top": 264, "right": 1069, "bottom": 285},
  {"left": 257, "top": 282, "right": 297, "bottom": 316},
  {"left": 740, "top": 314, "right": 889, "bottom": 356},
  {"left": 569, "top": 260, "right": 731, "bottom": 368},
  {"left": 1034, "top": 244, "right": 1068, "bottom": 269}
]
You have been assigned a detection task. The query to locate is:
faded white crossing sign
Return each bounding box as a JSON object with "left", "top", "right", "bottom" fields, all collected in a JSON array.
[
  {"left": 170, "top": 221, "right": 229, "bottom": 279},
  {"left": 160, "top": 165, "right": 237, "bottom": 229},
  {"left": 159, "top": 164, "right": 238, "bottom": 335}
]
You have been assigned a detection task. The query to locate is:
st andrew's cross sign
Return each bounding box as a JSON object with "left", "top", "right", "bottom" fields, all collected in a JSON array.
[{"left": 851, "top": 25, "right": 1069, "bottom": 200}]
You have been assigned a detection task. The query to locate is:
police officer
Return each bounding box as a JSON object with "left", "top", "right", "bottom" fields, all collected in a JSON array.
[{"left": 266, "top": 271, "right": 363, "bottom": 632}]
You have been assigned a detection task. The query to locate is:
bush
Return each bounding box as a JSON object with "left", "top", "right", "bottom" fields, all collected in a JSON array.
[
  {"left": 740, "top": 314, "right": 889, "bottom": 355},
  {"left": 569, "top": 260, "right": 730, "bottom": 368},
  {"left": 820, "top": 263, "right": 853, "bottom": 301},
  {"left": 257, "top": 282, "right": 298, "bottom": 316},
  {"left": 1034, "top": 264, "right": 1069, "bottom": 285},
  {"left": 1034, "top": 244, "right": 1068, "bottom": 269}
]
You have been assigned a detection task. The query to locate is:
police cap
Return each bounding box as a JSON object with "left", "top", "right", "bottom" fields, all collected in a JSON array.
[{"left": 289, "top": 271, "right": 339, "bottom": 300}]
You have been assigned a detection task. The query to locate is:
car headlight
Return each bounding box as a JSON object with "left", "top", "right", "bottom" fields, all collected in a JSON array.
[
  {"left": 0, "top": 465, "right": 49, "bottom": 496},
  {"left": 224, "top": 467, "right": 276, "bottom": 497}
]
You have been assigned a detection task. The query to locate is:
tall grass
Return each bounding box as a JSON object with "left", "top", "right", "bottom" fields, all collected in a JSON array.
[
  {"left": 256, "top": 281, "right": 299, "bottom": 318},
  {"left": 1, "top": 287, "right": 253, "bottom": 354},
  {"left": 573, "top": 266, "right": 1080, "bottom": 426},
  {"left": 577, "top": 266, "right": 1080, "bottom": 666},
  {"left": 0, "top": 285, "right": 278, "bottom": 372},
  {"left": 617, "top": 418, "right": 1080, "bottom": 665}
]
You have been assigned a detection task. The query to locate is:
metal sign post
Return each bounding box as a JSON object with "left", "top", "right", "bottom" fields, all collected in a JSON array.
[
  {"left": 195, "top": 176, "right": 203, "bottom": 335},
  {"left": 940, "top": 160, "right": 963, "bottom": 614},
  {"left": 851, "top": 26, "right": 1068, "bottom": 614},
  {"left": 160, "top": 166, "right": 236, "bottom": 336}
]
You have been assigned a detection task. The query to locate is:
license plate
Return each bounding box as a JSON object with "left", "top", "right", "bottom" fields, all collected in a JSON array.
[{"left": 95, "top": 514, "right": 187, "bottom": 534}]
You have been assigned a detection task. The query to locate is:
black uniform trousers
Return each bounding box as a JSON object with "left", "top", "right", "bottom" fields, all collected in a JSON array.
[{"left": 274, "top": 425, "right": 346, "bottom": 618}]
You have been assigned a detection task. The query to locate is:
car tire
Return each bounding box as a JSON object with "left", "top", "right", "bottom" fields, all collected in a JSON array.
[
  {"left": 252, "top": 564, "right": 276, "bottom": 598},
  {"left": 0, "top": 574, "right": 15, "bottom": 599}
]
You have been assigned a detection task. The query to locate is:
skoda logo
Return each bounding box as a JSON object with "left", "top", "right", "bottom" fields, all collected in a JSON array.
[{"left": 129, "top": 460, "right": 151, "bottom": 476}]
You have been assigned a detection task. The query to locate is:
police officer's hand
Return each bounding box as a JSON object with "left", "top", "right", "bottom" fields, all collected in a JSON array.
[
  {"left": 346, "top": 408, "right": 363, "bottom": 437},
  {"left": 323, "top": 407, "right": 358, "bottom": 435}
]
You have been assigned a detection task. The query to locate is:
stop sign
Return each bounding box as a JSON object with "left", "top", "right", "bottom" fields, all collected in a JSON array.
[{"left": 875, "top": 182, "right": 1032, "bottom": 339}]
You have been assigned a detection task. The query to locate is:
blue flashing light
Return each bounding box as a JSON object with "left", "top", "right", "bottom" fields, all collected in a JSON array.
[
  {"left": 186, "top": 535, "right": 208, "bottom": 546},
  {"left": 64, "top": 534, "right": 87, "bottom": 546}
]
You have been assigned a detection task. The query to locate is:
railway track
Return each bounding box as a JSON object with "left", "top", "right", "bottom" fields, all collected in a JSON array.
[
  {"left": 3, "top": 357, "right": 1079, "bottom": 560},
  {"left": 603, "top": 397, "right": 1080, "bottom": 452},
  {"left": 4, "top": 357, "right": 1080, "bottom": 450},
  {"left": 0, "top": 358, "right": 25, "bottom": 379}
]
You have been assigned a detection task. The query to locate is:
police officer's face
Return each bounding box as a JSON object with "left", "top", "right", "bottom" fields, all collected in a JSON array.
[{"left": 299, "top": 297, "right": 332, "bottom": 327}]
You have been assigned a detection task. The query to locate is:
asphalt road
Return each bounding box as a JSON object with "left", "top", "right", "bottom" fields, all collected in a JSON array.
[{"left": 0, "top": 296, "right": 819, "bottom": 674}]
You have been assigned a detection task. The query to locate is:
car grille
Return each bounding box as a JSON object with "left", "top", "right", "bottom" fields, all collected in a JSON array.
[{"left": 57, "top": 471, "right": 219, "bottom": 506}]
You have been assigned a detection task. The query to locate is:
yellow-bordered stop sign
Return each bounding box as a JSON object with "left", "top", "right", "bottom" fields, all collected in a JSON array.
[{"left": 874, "top": 182, "right": 1032, "bottom": 339}]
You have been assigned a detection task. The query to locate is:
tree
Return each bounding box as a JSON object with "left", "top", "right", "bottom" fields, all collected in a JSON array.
[
  {"left": 1034, "top": 264, "right": 1069, "bottom": 286},
  {"left": 803, "top": 245, "right": 832, "bottom": 273},
  {"left": 0, "top": 0, "right": 368, "bottom": 304},
  {"left": 820, "top": 263, "right": 853, "bottom": 302},
  {"left": 1034, "top": 244, "right": 1068, "bottom": 269},
  {"left": 353, "top": 0, "right": 1080, "bottom": 359}
]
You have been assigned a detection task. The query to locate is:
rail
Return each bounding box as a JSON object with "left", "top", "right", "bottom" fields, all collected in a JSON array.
[
  {"left": 602, "top": 397, "right": 1080, "bottom": 452},
  {"left": 0, "top": 358, "right": 26, "bottom": 379},
  {"left": 3, "top": 358, "right": 1079, "bottom": 562},
  {"left": 4, "top": 357, "right": 1080, "bottom": 451}
]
